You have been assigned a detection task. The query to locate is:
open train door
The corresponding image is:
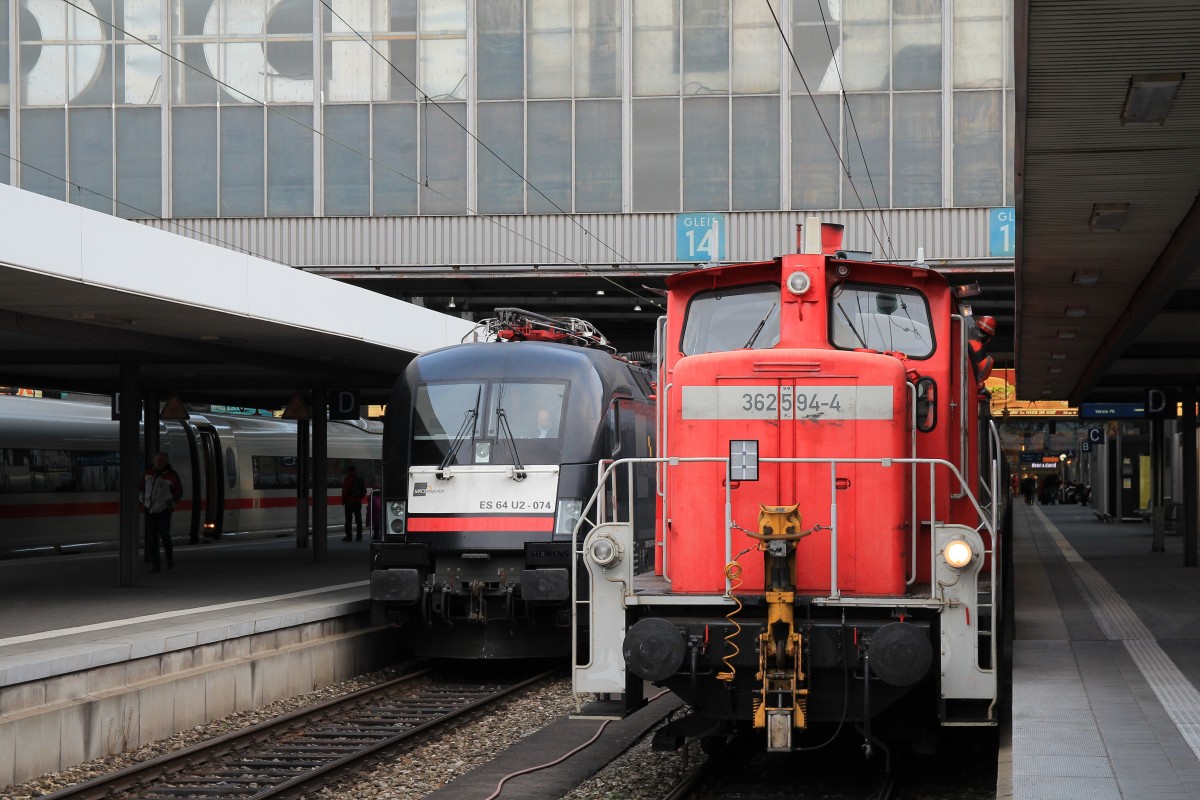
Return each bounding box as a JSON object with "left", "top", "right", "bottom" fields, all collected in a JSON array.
[{"left": 191, "top": 423, "right": 226, "bottom": 539}]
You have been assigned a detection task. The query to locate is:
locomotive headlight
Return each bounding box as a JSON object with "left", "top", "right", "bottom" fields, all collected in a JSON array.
[
  {"left": 786, "top": 271, "right": 812, "bottom": 296},
  {"left": 387, "top": 501, "right": 406, "bottom": 535},
  {"left": 588, "top": 535, "right": 622, "bottom": 568},
  {"left": 555, "top": 499, "right": 583, "bottom": 535},
  {"left": 943, "top": 539, "right": 974, "bottom": 569}
]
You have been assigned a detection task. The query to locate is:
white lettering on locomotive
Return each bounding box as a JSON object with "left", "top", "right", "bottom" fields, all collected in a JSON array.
[{"left": 681, "top": 385, "right": 894, "bottom": 421}]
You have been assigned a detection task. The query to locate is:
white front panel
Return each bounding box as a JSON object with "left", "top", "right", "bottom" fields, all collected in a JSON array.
[
  {"left": 682, "top": 385, "right": 894, "bottom": 421},
  {"left": 408, "top": 465, "right": 559, "bottom": 514}
]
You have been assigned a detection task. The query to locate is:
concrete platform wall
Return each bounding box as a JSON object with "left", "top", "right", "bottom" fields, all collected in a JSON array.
[{"left": 0, "top": 613, "right": 402, "bottom": 789}]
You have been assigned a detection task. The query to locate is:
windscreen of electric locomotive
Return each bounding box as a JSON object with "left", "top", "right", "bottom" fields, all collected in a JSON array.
[
  {"left": 411, "top": 380, "right": 569, "bottom": 466},
  {"left": 829, "top": 283, "right": 934, "bottom": 357},
  {"left": 681, "top": 283, "right": 780, "bottom": 355}
]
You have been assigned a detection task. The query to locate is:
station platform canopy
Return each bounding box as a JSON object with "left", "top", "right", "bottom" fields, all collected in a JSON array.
[{"left": 0, "top": 185, "right": 473, "bottom": 405}]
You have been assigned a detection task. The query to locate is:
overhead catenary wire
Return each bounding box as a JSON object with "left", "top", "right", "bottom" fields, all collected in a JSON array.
[
  {"left": 54, "top": 0, "right": 664, "bottom": 311},
  {"left": 815, "top": 0, "right": 897, "bottom": 261},
  {"left": 763, "top": 0, "right": 893, "bottom": 261}
]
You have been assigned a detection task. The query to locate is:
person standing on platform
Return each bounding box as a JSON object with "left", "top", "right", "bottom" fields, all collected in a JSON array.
[
  {"left": 140, "top": 451, "right": 182, "bottom": 572},
  {"left": 342, "top": 463, "right": 366, "bottom": 541}
]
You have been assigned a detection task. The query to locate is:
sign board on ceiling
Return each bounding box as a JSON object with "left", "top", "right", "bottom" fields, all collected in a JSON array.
[{"left": 675, "top": 213, "right": 726, "bottom": 263}]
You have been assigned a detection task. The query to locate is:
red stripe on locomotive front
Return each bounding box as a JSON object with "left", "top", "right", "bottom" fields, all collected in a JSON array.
[{"left": 407, "top": 515, "right": 555, "bottom": 532}]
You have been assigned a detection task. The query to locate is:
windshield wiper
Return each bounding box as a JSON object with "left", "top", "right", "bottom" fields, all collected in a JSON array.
[
  {"left": 438, "top": 385, "right": 482, "bottom": 473},
  {"left": 837, "top": 303, "right": 868, "bottom": 348},
  {"left": 493, "top": 385, "right": 526, "bottom": 480},
  {"left": 743, "top": 302, "right": 778, "bottom": 349}
]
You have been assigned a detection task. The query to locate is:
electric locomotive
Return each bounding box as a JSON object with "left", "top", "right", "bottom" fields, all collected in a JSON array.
[
  {"left": 573, "top": 221, "right": 1007, "bottom": 754},
  {"left": 370, "top": 310, "right": 656, "bottom": 659}
]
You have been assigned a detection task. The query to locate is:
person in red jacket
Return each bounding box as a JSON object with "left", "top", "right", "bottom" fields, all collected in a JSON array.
[{"left": 140, "top": 451, "right": 182, "bottom": 572}]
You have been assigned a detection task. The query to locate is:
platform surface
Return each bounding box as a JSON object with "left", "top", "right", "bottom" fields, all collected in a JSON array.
[
  {"left": 0, "top": 535, "right": 372, "bottom": 687},
  {"left": 1009, "top": 501, "right": 1200, "bottom": 800}
]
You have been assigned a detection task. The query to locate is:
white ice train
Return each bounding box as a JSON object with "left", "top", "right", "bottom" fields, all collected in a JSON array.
[{"left": 0, "top": 394, "right": 381, "bottom": 555}]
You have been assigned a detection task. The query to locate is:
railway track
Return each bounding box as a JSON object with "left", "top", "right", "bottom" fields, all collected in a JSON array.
[{"left": 41, "top": 666, "right": 556, "bottom": 800}]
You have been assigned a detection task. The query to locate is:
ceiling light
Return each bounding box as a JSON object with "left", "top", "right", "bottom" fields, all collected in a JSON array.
[
  {"left": 1089, "top": 203, "right": 1129, "bottom": 232},
  {"left": 1121, "top": 72, "right": 1184, "bottom": 125},
  {"left": 1056, "top": 330, "right": 1076, "bottom": 339},
  {"left": 1072, "top": 270, "right": 1101, "bottom": 286},
  {"left": 1064, "top": 307, "right": 1088, "bottom": 318},
  {"left": 596, "top": 290, "right": 606, "bottom": 296},
  {"left": 1051, "top": 353, "right": 1068, "bottom": 360},
  {"left": 633, "top": 304, "right": 642, "bottom": 311},
  {"left": 447, "top": 296, "right": 456, "bottom": 309}
]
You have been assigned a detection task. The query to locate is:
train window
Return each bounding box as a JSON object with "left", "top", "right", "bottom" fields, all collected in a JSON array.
[
  {"left": 484, "top": 381, "right": 568, "bottom": 441},
  {"left": 681, "top": 283, "right": 780, "bottom": 355},
  {"left": 0, "top": 448, "right": 121, "bottom": 493},
  {"left": 829, "top": 283, "right": 934, "bottom": 358},
  {"left": 225, "top": 448, "right": 238, "bottom": 488},
  {"left": 252, "top": 455, "right": 300, "bottom": 490},
  {"left": 413, "top": 382, "right": 485, "bottom": 442}
]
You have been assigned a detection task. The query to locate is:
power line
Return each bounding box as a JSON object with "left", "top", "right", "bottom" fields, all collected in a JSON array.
[
  {"left": 764, "top": 0, "right": 892, "bottom": 260},
  {"left": 816, "top": 0, "right": 897, "bottom": 261},
  {"left": 56, "top": 0, "right": 664, "bottom": 310}
]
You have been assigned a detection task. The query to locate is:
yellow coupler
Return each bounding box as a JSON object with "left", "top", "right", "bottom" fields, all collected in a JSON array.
[{"left": 750, "top": 504, "right": 811, "bottom": 751}]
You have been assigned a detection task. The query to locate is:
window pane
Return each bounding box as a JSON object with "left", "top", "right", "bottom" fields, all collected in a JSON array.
[
  {"left": 420, "top": 38, "right": 467, "bottom": 99},
  {"left": 682, "top": 283, "right": 780, "bottom": 355},
  {"left": 732, "top": 0, "right": 778, "bottom": 94},
  {"left": 633, "top": 0, "right": 678, "bottom": 96},
  {"left": 324, "top": 104, "right": 371, "bottom": 216},
  {"left": 374, "top": 103, "right": 419, "bottom": 215},
  {"left": 391, "top": 0, "right": 417, "bottom": 30},
  {"left": 1005, "top": 88, "right": 1014, "bottom": 204},
  {"left": 68, "top": 108, "right": 113, "bottom": 213},
  {"left": 478, "top": 0, "right": 523, "bottom": 100},
  {"left": 683, "top": 96, "right": 727, "bottom": 211},
  {"left": 173, "top": 43, "right": 220, "bottom": 104},
  {"left": 791, "top": 0, "right": 840, "bottom": 93},
  {"left": 893, "top": 91, "right": 939, "bottom": 208},
  {"left": 68, "top": 42, "right": 113, "bottom": 106},
  {"left": 732, "top": 95, "right": 778, "bottom": 210},
  {"left": 632, "top": 98, "right": 680, "bottom": 212},
  {"left": 682, "top": 0, "right": 728, "bottom": 95},
  {"left": 842, "top": 93, "right": 888, "bottom": 208},
  {"left": 791, "top": 94, "right": 838, "bottom": 209},
  {"left": 0, "top": 111, "right": 9, "bottom": 185},
  {"left": 116, "top": 107, "right": 162, "bottom": 218},
  {"left": 893, "top": 0, "right": 940, "bottom": 91},
  {"left": 954, "top": 0, "right": 1005, "bottom": 89},
  {"left": 387, "top": 39, "right": 418, "bottom": 100},
  {"left": 529, "top": 0, "right": 571, "bottom": 99},
  {"left": 953, "top": 90, "right": 1002, "bottom": 206},
  {"left": 220, "top": 41, "right": 267, "bottom": 104},
  {"left": 575, "top": 0, "right": 620, "bottom": 97},
  {"left": 172, "top": 107, "right": 218, "bottom": 216},
  {"left": 175, "top": 0, "right": 210, "bottom": 35},
  {"left": 20, "top": 108, "right": 66, "bottom": 200},
  {"left": 122, "top": 42, "right": 162, "bottom": 105},
  {"left": 421, "top": 0, "right": 466, "bottom": 31},
  {"left": 830, "top": 284, "right": 932, "bottom": 356},
  {"left": 575, "top": 100, "right": 620, "bottom": 212},
  {"left": 527, "top": 101, "right": 571, "bottom": 212},
  {"left": 477, "top": 102, "right": 525, "bottom": 213},
  {"left": 0, "top": 0, "right": 8, "bottom": 105},
  {"left": 268, "top": 105, "right": 313, "bottom": 215},
  {"left": 419, "top": 101, "right": 467, "bottom": 213},
  {"left": 841, "top": 0, "right": 888, "bottom": 91},
  {"left": 220, "top": 106, "right": 264, "bottom": 216},
  {"left": 325, "top": 0, "right": 384, "bottom": 103}
]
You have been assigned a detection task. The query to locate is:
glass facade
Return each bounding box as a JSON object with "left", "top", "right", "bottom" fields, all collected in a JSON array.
[{"left": 0, "top": 0, "right": 1014, "bottom": 218}]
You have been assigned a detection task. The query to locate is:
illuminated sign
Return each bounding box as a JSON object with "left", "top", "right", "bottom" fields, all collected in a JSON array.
[{"left": 987, "top": 370, "right": 1077, "bottom": 417}]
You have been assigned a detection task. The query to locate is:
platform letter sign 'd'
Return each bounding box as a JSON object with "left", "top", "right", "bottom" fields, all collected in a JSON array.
[
  {"left": 1145, "top": 388, "right": 1177, "bottom": 420},
  {"left": 676, "top": 213, "right": 727, "bottom": 263},
  {"left": 329, "top": 390, "right": 360, "bottom": 420}
]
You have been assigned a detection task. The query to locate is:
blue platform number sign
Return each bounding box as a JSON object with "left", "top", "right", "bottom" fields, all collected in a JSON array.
[
  {"left": 989, "top": 207, "right": 1015, "bottom": 257},
  {"left": 676, "top": 213, "right": 726, "bottom": 263}
]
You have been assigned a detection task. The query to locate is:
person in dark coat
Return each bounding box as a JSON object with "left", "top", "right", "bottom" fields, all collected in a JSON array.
[
  {"left": 140, "top": 451, "right": 182, "bottom": 572},
  {"left": 341, "top": 464, "right": 366, "bottom": 541}
]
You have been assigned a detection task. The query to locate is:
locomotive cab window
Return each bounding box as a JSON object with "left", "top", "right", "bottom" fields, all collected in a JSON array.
[
  {"left": 681, "top": 283, "right": 780, "bottom": 355},
  {"left": 829, "top": 283, "right": 934, "bottom": 358}
]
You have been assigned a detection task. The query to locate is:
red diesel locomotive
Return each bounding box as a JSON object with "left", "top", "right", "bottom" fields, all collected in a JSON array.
[{"left": 573, "top": 221, "right": 1007, "bottom": 756}]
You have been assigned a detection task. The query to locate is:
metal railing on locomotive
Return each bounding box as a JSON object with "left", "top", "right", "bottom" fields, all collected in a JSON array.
[{"left": 570, "top": 453, "right": 1001, "bottom": 718}]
